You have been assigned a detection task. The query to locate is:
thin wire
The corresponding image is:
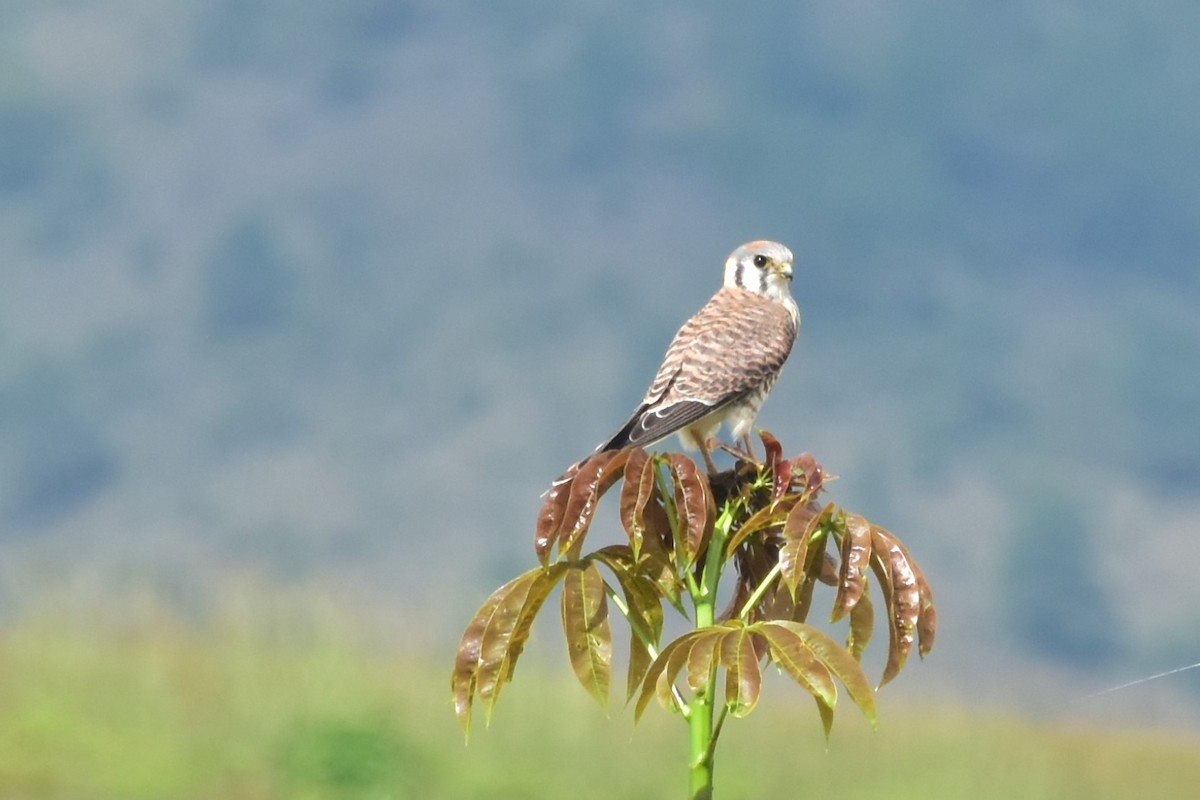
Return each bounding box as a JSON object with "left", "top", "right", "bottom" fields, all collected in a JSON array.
[{"left": 1083, "top": 661, "right": 1200, "bottom": 699}]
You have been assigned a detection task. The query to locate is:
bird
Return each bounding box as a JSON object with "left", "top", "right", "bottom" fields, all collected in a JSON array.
[{"left": 556, "top": 240, "right": 800, "bottom": 484}]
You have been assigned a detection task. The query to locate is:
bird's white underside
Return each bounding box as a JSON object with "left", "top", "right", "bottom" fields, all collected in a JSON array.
[{"left": 674, "top": 400, "right": 759, "bottom": 451}]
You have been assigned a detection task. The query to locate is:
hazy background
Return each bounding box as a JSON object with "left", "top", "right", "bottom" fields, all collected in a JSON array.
[{"left": 4, "top": 0, "right": 1199, "bottom": 731}]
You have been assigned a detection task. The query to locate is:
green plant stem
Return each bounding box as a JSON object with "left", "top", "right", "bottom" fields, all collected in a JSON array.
[
  {"left": 687, "top": 499, "right": 738, "bottom": 800},
  {"left": 603, "top": 580, "right": 690, "bottom": 715},
  {"left": 737, "top": 561, "right": 783, "bottom": 620},
  {"left": 688, "top": 596, "right": 716, "bottom": 800},
  {"left": 602, "top": 582, "right": 659, "bottom": 660}
]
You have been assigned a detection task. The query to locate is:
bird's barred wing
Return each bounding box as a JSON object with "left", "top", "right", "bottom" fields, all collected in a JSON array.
[
  {"left": 599, "top": 288, "right": 797, "bottom": 451},
  {"left": 601, "top": 398, "right": 718, "bottom": 451}
]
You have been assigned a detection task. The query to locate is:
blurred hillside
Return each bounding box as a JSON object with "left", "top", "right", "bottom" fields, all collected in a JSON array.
[{"left": 2, "top": 3, "right": 1199, "bottom": 723}]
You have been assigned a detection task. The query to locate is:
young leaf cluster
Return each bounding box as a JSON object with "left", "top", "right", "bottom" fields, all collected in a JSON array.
[{"left": 452, "top": 432, "right": 936, "bottom": 742}]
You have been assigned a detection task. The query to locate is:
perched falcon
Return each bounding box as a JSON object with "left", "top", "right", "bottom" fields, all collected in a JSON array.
[{"left": 559, "top": 240, "right": 800, "bottom": 482}]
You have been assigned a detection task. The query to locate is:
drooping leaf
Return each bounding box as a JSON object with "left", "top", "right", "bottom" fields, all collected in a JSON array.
[
  {"left": 685, "top": 627, "right": 724, "bottom": 693},
  {"left": 832, "top": 513, "right": 873, "bottom": 621},
  {"left": 591, "top": 545, "right": 667, "bottom": 701},
  {"left": 867, "top": 531, "right": 898, "bottom": 685},
  {"left": 453, "top": 563, "right": 567, "bottom": 732},
  {"left": 792, "top": 515, "right": 835, "bottom": 623},
  {"left": 720, "top": 572, "right": 752, "bottom": 624},
  {"left": 621, "top": 570, "right": 667, "bottom": 650},
  {"left": 758, "top": 620, "right": 877, "bottom": 727},
  {"left": 792, "top": 573, "right": 818, "bottom": 624},
  {"left": 815, "top": 695, "right": 836, "bottom": 742},
  {"left": 534, "top": 482, "right": 570, "bottom": 565},
  {"left": 452, "top": 583, "right": 509, "bottom": 733},
  {"left": 635, "top": 629, "right": 708, "bottom": 721},
  {"left": 626, "top": 631, "right": 654, "bottom": 704},
  {"left": 719, "top": 626, "right": 763, "bottom": 717},
  {"left": 655, "top": 628, "right": 718, "bottom": 714},
  {"left": 779, "top": 501, "right": 828, "bottom": 595},
  {"left": 872, "top": 526, "right": 919, "bottom": 687},
  {"left": 846, "top": 587, "right": 875, "bottom": 662},
  {"left": 758, "top": 584, "right": 796, "bottom": 623},
  {"left": 880, "top": 530, "right": 939, "bottom": 658},
  {"left": 561, "top": 560, "right": 613, "bottom": 706},
  {"left": 917, "top": 597, "right": 938, "bottom": 658},
  {"left": 817, "top": 552, "right": 839, "bottom": 586},
  {"left": 667, "top": 454, "right": 713, "bottom": 566},
  {"left": 636, "top": 498, "right": 676, "bottom": 575},
  {"left": 481, "top": 565, "right": 568, "bottom": 716},
  {"left": 756, "top": 621, "right": 837, "bottom": 710},
  {"left": 618, "top": 449, "right": 657, "bottom": 557},
  {"left": 751, "top": 624, "right": 771, "bottom": 662},
  {"left": 616, "top": 509, "right": 685, "bottom": 615},
  {"left": 557, "top": 450, "right": 632, "bottom": 559}
]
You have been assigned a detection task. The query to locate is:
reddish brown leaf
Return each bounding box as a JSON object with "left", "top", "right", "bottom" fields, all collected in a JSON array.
[
  {"left": 872, "top": 526, "right": 919, "bottom": 687},
  {"left": 760, "top": 429, "right": 783, "bottom": 469},
  {"left": 805, "top": 462, "right": 825, "bottom": 497},
  {"left": 626, "top": 633, "right": 654, "bottom": 705},
  {"left": 667, "top": 454, "right": 714, "bottom": 567},
  {"left": 638, "top": 499, "right": 675, "bottom": 564},
  {"left": 867, "top": 533, "right": 897, "bottom": 684},
  {"left": 591, "top": 546, "right": 667, "bottom": 702},
  {"left": 793, "top": 576, "right": 817, "bottom": 624},
  {"left": 760, "top": 584, "right": 796, "bottom": 623},
  {"left": 792, "top": 521, "right": 833, "bottom": 623},
  {"left": 847, "top": 588, "right": 875, "bottom": 662},
  {"left": 756, "top": 621, "right": 837, "bottom": 709},
  {"left": 719, "top": 626, "right": 763, "bottom": 717},
  {"left": 618, "top": 449, "right": 657, "bottom": 557},
  {"left": 452, "top": 583, "right": 509, "bottom": 733},
  {"left": 759, "top": 430, "right": 789, "bottom": 502},
  {"left": 557, "top": 450, "right": 632, "bottom": 559},
  {"left": 832, "top": 513, "right": 872, "bottom": 621},
  {"left": 778, "top": 501, "right": 826, "bottom": 596},
  {"left": 483, "top": 566, "right": 568, "bottom": 712},
  {"left": 616, "top": 511, "right": 685, "bottom": 614},
  {"left": 635, "top": 629, "right": 708, "bottom": 721},
  {"left": 453, "top": 564, "right": 567, "bottom": 731},
  {"left": 771, "top": 458, "right": 794, "bottom": 503},
  {"left": 882, "top": 531, "right": 938, "bottom": 658},
  {"left": 758, "top": 620, "right": 877, "bottom": 727},
  {"left": 751, "top": 625, "right": 771, "bottom": 662},
  {"left": 534, "top": 482, "right": 570, "bottom": 565},
  {"left": 685, "top": 628, "right": 724, "bottom": 693},
  {"left": 561, "top": 561, "right": 613, "bottom": 706},
  {"left": 817, "top": 552, "right": 839, "bottom": 586},
  {"left": 918, "top": 598, "right": 938, "bottom": 658},
  {"left": 792, "top": 452, "right": 817, "bottom": 480},
  {"left": 656, "top": 629, "right": 717, "bottom": 713}
]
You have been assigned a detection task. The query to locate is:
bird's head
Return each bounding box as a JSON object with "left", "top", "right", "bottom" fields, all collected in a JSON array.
[{"left": 723, "top": 240, "right": 795, "bottom": 301}]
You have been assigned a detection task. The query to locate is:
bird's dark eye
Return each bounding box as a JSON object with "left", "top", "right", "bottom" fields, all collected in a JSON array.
[{"left": 753, "top": 254, "right": 769, "bottom": 268}]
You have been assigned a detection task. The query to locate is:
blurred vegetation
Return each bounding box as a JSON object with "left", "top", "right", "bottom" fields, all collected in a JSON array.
[
  {"left": 0, "top": 597, "right": 1196, "bottom": 799},
  {"left": 2, "top": 0, "right": 1199, "bottom": 711}
]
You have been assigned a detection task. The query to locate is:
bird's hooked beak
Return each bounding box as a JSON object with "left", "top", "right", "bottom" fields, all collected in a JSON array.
[{"left": 774, "top": 261, "right": 794, "bottom": 282}]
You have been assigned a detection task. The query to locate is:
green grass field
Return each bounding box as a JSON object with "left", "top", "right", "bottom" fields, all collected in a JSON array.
[{"left": 0, "top": 600, "right": 1197, "bottom": 800}]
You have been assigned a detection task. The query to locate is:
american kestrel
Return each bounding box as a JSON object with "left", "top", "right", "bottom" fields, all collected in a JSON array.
[{"left": 560, "top": 240, "right": 800, "bottom": 482}]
